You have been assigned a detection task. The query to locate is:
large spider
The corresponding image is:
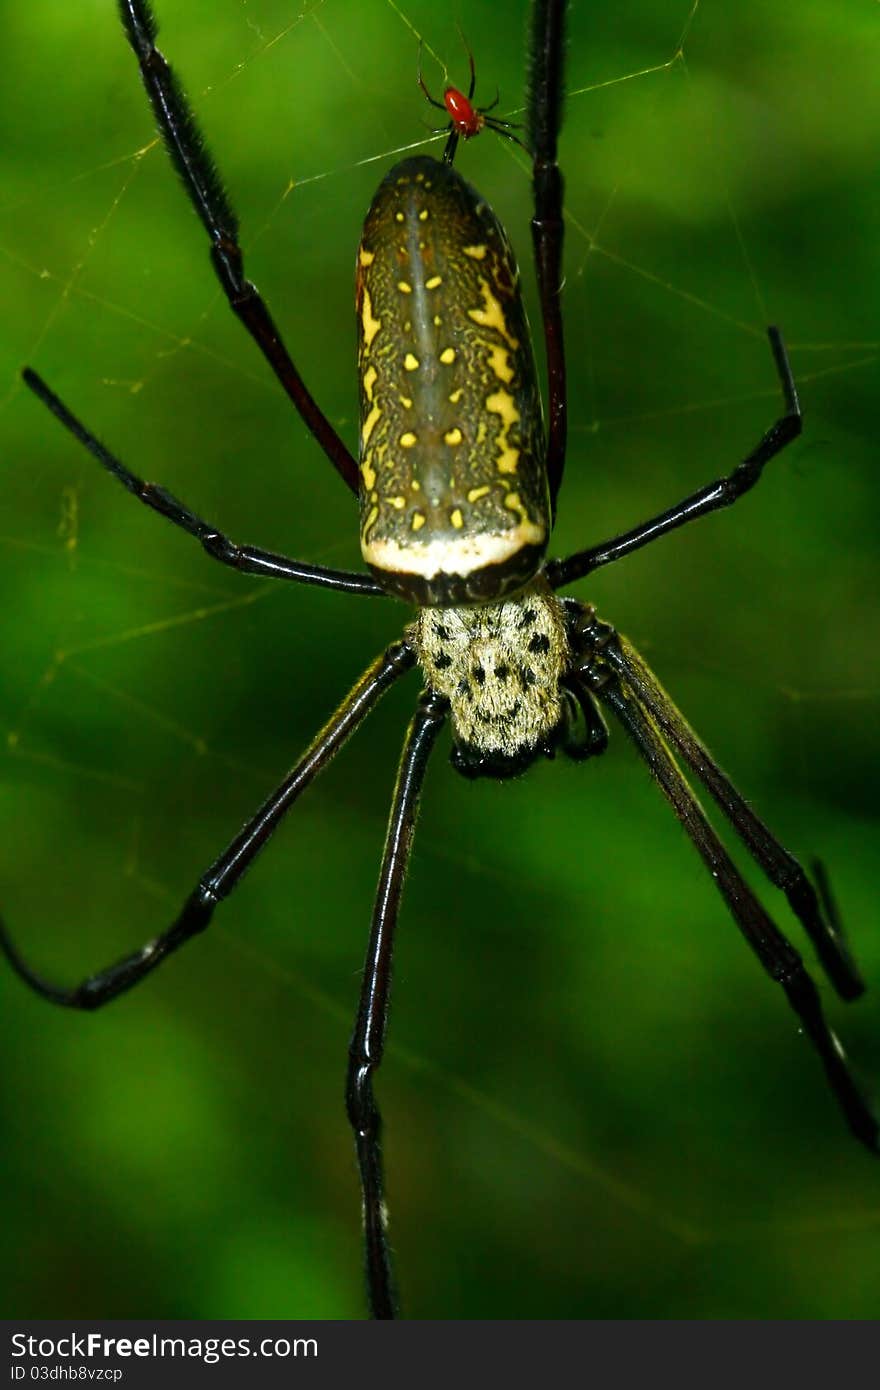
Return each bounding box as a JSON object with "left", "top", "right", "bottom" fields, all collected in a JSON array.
[{"left": 2, "top": 0, "right": 877, "bottom": 1320}]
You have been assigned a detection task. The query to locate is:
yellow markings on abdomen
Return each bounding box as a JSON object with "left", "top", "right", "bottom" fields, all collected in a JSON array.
[
  {"left": 487, "top": 345, "right": 515, "bottom": 384},
  {"left": 468, "top": 278, "right": 519, "bottom": 350},
  {"left": 486, "top": 389, "right": 520, "bottom": 474},
  {"left": 361, "top": 288, "right": 381, "bottom": 349},
  {"left": 361, "top": 402, "right": 381, "bottom": 447},
  {"left": 356, "top": 154, "right": 549, "bottom": 601},
  {"left": 504, "top": 492, "right": 529, "bottom": 522},
  {"left": 486, "top": 389, "right": 518, "bottom": 427}
]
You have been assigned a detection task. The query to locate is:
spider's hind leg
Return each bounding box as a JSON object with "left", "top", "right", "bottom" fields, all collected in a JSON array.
[
  {"left": 117, "top": 0, "right": 359, "bottom": 494},
  {"left": 22, "top": 370, "right": 387, "bottom": 598},
  {"left": 546, "top": 326, "right": 802, "bottom": 591}
]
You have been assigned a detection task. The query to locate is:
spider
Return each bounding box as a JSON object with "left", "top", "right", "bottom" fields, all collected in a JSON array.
[
  {"left": 2, "top": 0, "right": 877, "bottom": 1320},
  {"left": 417, "top": 37, "right": 527, "bottom": 164}
]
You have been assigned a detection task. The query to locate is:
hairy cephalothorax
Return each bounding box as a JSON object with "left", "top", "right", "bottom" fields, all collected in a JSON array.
[{"left": 409, "top": 578, "right": 569, "bottom": 770}]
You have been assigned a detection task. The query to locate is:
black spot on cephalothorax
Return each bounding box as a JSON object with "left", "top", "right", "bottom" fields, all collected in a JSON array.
[
  {"left": 495, "top": 664, "right": 509, "bottom": 682},
  {"left": 457, "top": 678, "right": 472, "bottom": 700},
  {"left": 473, "top": 665, "right": 486, "bottom": 686},
  {"left": 434, "top": 653, "right": 452, "bottom": 670},
  {"left": 519, "top": 665, "right": 537, "bottom": 689},
  {"left": 528, "top": 633, "right": 551, "bottom": 655},
  {"left": 518, "top": 608, "right": 537, "bottom": 628},
  {"left": 508, "top": 701, "right": 522, "bottom": 720},
  {"left": 433, "top": 623, "right": 451, "bottom": 641}
]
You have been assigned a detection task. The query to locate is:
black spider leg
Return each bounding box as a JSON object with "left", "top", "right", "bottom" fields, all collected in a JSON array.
[
  {"left": 117, "top": 0, "right": 359, "bottom": 495},
  {"left": 441, "top": 44, "right": 480, "bottom": 164},
  {"left": 558, "top": 674, "right": 610, "bottom": 761},
  {"left": 528, "top": 0, "right": 568, "bottom": 511},
  {"left": 546, "top": 326, "right": 801, "bottom": 590},
  {"left": 346, "top": 688, "right": 448, "bottom": 1319},
  {"left": 22, "top": 370, "right": 385, "bottom": 598},
  {"left": 597, "top": 621, "right": 865, "bottom": 1000},
  {"left": 0, "top": 642, "right": 415, "bottom": 1008},
  {"left": 574, "top": 628, "right": 879, "bottom": 1155},
  {"left": 441, "top": 132, "right": 459, "bottom": 166}
]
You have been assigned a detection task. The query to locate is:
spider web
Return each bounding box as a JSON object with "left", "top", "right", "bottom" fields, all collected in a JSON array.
[{"left": 1, "top": 0, "right": 878, "bottom": 1320}]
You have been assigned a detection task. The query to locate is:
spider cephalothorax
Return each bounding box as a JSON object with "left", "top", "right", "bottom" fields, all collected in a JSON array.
[{"left": 409, "top": 580, "right": 570, "bottom": 775}]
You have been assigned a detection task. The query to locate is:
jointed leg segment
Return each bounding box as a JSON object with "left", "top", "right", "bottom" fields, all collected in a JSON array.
[
  {"left": 346, "top": 688, "right": 448, "bottom": 1319},
  {"left": 117, "top": 0, "right": 360, "bottom": 495},
  {"left": 22, "top": 370, "right": 385, "bottom": 597},
  {"left": 603, "top": 630, "right": 865, "bottom": 1001},
  {"left": 0, "top": 642, "right": 415, "bottom": 1009},
  {"left": 572, "top": 610, "right": 878, "bottom": 1154},
  {"left": 546, "top": 327, "right": 802, "bottom": 590},
  {"left": 528, "top": 0, "right": 568, "bottom": 509}
]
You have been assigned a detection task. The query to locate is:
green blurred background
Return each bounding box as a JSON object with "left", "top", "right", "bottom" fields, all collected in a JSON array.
[{"left": 1, "top": 0, "right": 878, "bottom": 1320}]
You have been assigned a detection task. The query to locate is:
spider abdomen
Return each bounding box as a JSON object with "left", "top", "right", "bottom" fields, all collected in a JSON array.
[
  {"left": 357, "top": 155, "right": 549, "bottom": 605},
  {"left": 409, "top": 579, "right": 568, "bottom": 775}
]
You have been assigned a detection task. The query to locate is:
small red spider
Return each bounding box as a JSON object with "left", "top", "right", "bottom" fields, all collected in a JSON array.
[{"left": 418, "top": 42, "right": 527, "bottom": 164}]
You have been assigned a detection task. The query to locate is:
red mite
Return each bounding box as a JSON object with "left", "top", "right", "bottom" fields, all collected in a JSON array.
[
  {"left": 418, "top": 44, "right": 527, "bottom": 164},
  {"left": 443, "top": 84, "right": 485, "bottom": 140}
]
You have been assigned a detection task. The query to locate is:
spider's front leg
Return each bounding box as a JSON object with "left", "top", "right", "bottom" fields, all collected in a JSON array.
[
  {"left": 570, "top": 608, "right": 878, "bottom": 1155},
  {"left": 0, "top": 644, "right": 415, "bottom": 1010},
  {"left": 346, "top": 687, "right": 448, "bottom": 1320},
  {"left": 599, "top": 623, "right": 866, "bottom": 1001}
]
